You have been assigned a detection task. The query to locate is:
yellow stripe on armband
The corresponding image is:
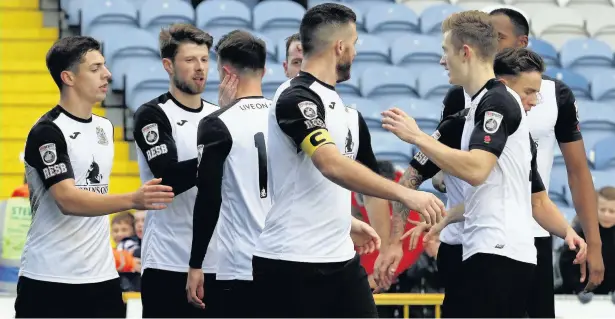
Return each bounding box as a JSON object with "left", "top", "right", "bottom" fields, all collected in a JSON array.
[{"left": 300, "top": 129, "right": 334, "bottom": 156}]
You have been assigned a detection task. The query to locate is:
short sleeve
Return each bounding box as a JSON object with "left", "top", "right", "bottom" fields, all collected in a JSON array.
[
  {"left": 355, "top": 112, "right": 380, "bottom": 174},
  {"left": 468, "top": 92, "right": 522, "bottom": 157},
  {"left": 24, "top": 122, "right": 75, "bottom": 189},
  {"left": 275, "top": 87, "right": 333, "bottom": 156},
  {"left": 133, "top": 104, "right": 178, "bottom": 178},
  {"left": 530, "top": 135, "right": 546, "bottom": 194},
  {"left": 553, "top": 80, "right": 583, "bottom": 144},
  {"left": 441, "top": 86, "right": 467, "bottom": 120},
  {"left": 411, "top": 109, "right": 468, "bottom": 179}
]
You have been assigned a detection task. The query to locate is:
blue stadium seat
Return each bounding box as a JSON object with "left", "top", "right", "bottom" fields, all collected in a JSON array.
[
  {"left": 81, "top": 0, "right": 138, "bottom": 36},
  {"left": 419, "top": 4, "right": 463, "bottom": 35},
  {"left": 389, "top": 98, "right": 440, "bottom": 133},
  {"left": 370, "top": 130, "right": 413, "bottom": 167},
  {"left": 125, "top": 60, "right": 169, "bottom": 112},
  {"left": 353, "top": 34, "right": 390, "bottom": 75},
  {"left": 65, "top": 0, "right": 83, "bottom": 26},
  {"left": 544, "top": 67, "right": 591, "bottom": 100},
  {"left": 308, "top": 0, "right": 339, "bottom": 8},
  {"left": 103, "top": 27, "right": 160, "bottom": 91},
  {"left": 560, "top": 38, "right": 614, "bottom": 82},
  {"left": 139, "top": 0, "right": 195, "bottom": 35},
  {"left": 344, "top": 97, "right": 383, "bottom": 127},
  {"left": 196, "top": 0, "right": 251, "bottom": 30},
  {"left": 417, "top": 66, "right": 451, "bottom": 101},
  {"left": 341, "top": 0, "right": 393, "bottom": 14},
  {"left": 590, "top": 136, "right": 615, "bottom": 170},
  {"left": 262, "top": 64, "right": 287, "bottom": 98},
  {"left": 549, "top": 166, "right": 570, "bottom": 206},
  {"left": 528, "top": 37, "right": 559, "bottom": 67},
  {"left": 364, "top": 3, "right": 419, "bottom": 43},
  {"left": 340, "top": 3, "right": 365, "bottom": 31},
  {"left": 590, "top": 72, "right": 615, "bottom": 101},
  {"left": 591, "top": 170, "right": 612, "bottom": 190},
  {"left": 391, "top": 34, "right": 441, "bottom": 75},
  {"left": 253, "top": 1, "right": 305, "bottom": 42},
  {"left": 360, "top": 66, "right": 419, "bottom": 106},
  {"left": 338, "top": 70, "right": 361, "bottom": 98},
  {"left": 577, "top": 102, "right": 615, "bottom": 155}
]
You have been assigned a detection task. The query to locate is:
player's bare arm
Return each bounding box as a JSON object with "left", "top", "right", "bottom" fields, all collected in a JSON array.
[
  {"left": 50, "top": 178, "right": 173, "bottom": 216},
  {"left": 275, "top": 90, "right": 445, "bottom": 225},
  {"left": 363, "top": 196, "right": 391, "bottom": 247}
]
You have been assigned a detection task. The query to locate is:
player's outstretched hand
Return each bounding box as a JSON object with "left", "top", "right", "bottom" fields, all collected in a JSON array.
[
  {"left": 400, "top": 190, "right": 445, "bottom": 225},
  {"left": 218, "top": 74, "right": 238, "bottom": 108},
  {"left": 373, "top": 242, "right": 403, "bottom": 292},
  {"left": 186, "top": 268, "right": 206, "bottom": 309},
  {"left": 381, "top": 108, "right": 424, "bottom": 144},
  {"left": 351, "top": 219, "right": 381, "bottom": 255},
  {"left": 132, "top": 178, "right": 174, "bottom": 210},
  {"left": 400, "top": 220, "right": 431, "bottom": 251}
]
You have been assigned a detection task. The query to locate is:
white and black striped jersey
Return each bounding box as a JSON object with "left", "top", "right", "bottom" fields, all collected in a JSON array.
[
  {"left": 526, "top": 76, "right": 582, "bottom": 237},
  {"left": 21, "top": 106, "right": 117, "bottom": 284},
  {"left": 133, "top": 92, "right": 218, "bottom": 273},
  {"left": 254, "top": 71, "right": 380, "bottom": 263},
  {"left": 460, "top": 79, "right": 538, "bottom": 265},
  {"left": 189, "top": 96, "right": 272, "bottom": 281}
]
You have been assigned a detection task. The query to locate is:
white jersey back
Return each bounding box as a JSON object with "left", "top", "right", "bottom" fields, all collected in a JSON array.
[
  {"left": 21, "top": 106, "right": 117, "bottom": 284},
  {"left": 192, "top": 97, "right": 273, "bottom": 280},
  {"left": 254, "top": 72, "right": 361, "bottom": 263},
  {"left": 133, "top": 93, "right": 219, "bottom": 273},
  {"left": 527, "top": 76, "right": 583, "bottom": 237},
  {"left": 460, "top": 79, "right": 536, "bottom": 265}
]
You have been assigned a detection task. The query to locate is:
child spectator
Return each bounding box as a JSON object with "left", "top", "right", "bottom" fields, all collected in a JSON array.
[
  {"left": 559, "top": 186, "right": 615, "bottom": 295},
  {"left": 111, "top": 212, "right": 142, "bottom": 292}
]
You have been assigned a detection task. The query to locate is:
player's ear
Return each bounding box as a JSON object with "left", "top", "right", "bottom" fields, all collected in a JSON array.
[
  {"left": 462, "top": 44, "right": 471, "bottom": 59},
  {"left": 162, "top": 58, "right": 173, "bottom": 75},
  {"left": 518, "top": 35, "right": 529, "bottom": 48},
  {"left": 60, "top": 70, "right": 76, "bottom": 87}
]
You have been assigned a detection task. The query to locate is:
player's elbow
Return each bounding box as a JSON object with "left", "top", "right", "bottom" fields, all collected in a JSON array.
[
  {"left": 466, "top": 170, "right": 490, "bottom": 187},
  {"left": 49, "top": 181, "right": 80, "bottom": 215},
  {"left": 310, "top": 144, "right": 342, "bottom": 179}
]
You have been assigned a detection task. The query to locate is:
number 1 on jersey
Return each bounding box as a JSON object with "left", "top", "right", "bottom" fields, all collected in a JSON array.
[{"left": 254, "top": 132, "right": 268, "bottom": 198}]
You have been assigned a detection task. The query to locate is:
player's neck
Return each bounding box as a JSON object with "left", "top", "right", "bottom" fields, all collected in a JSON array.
[
  {"left": 463, "top": 63, "right": 496, "bottom": 98},
  {"left": 58, "top": 91, "right": 93, "bottom": 121},
  {"left": 169, "top": 87, "right": 202, "bottom": 109},
  {"left": 301, "top": 55, "right": 337, "bottom": 87},
  {"left": 234, "top": 78, "right": 263, "bottom": 100}
]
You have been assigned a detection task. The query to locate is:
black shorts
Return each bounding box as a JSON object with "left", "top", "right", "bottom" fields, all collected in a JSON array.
[
  {"left": 14, "top": 276, "right": 125, "bottom": 318},
  {"left": 527, "top": 236, "right": 555, "bottom": 318},
  {"left": 459, "top": 253, "right": 535, "bottom": 318},
  {"left": 218, "top": 279, "right": 256, "bottom": 318},
  {"left": 141, "top": 268, "right": 219, "bottom": 318},
  {"left": 252, "top": 254, "right": 378, "bottom": 318},
  {"left": 436, "top": 243, "right": 463, "bottom": 318}
]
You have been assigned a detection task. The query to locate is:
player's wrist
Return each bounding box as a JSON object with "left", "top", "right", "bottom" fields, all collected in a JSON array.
[{"left": 412, "top": 131, "right": 430, "bottom": 147}]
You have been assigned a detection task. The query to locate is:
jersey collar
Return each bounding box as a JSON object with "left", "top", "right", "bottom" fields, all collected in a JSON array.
[
  {"left": 55, "top": 105, "right": 92, "bottom": 123},
  {"left": 165, "top": 92, "right": 204, "bottom": 113},
  {"left": 298, "top": 71, "right": 335, "bottom": 91}
]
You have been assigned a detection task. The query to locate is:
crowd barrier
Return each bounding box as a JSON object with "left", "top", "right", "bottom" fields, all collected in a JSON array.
[{"left": 1, "top": 292, "right": 614, "bottom": 318}]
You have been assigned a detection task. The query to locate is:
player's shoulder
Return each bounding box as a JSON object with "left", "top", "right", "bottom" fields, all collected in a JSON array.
[
  {"left": 541, "top": 74, "right": 575, "bottom": 102},
  {"left": 444, "top": 85, "right": 466, "bottom": 100},
  {"left": 28, "top": 106, "right": 65, "bottom": 137},
  {"left": 133, "top": 94, "right": 169, "bottom": 123},
  {"left": 277, "top": 73, "right": 326, "bottom": 105},
  {"left": 482, "top": 80, "right": 520, "bottom": 107}
]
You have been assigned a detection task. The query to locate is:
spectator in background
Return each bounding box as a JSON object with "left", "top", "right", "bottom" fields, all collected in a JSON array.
[
  {"left": 283, "top": 33, "right": 302, "bottom": 78},
  {"left": 111, "top": 212, "right": 142, "bottom": 292},
  {"left": 11, "top": 174, "right": 28, "bottom": 198},
  {"left": 112, "top": 212, "right": 137, "bottom": 251},
  {"left": 560, "top": 186, "right": 615, "bottom": 295}
]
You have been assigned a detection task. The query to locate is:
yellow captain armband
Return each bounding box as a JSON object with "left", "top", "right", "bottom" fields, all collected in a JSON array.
[{"left": 300, "top": 129, "right": 334, "bottom": 156}]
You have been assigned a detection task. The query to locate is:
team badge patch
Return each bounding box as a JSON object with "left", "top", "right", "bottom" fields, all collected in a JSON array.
[
  {"left": 483, "top": 111, "right": 503, "bottom": 134},
  {"left": 413, "top": 151, "right": 429, "bottom": 165},
  {"left": 39, "top": 143, "right": 57, "bottom": 166},
  {"left": 298, "top": 101, "right": 318, "bottom": 120},
  {"left": 142, "top": 123, "right": 159, "bottom": 146},
  {"left": 96, "top": 126, "right": 109, "bottom": 145},
  {"left": 197, "top": 144, "right": 204, "bottom": 166},
  {"left": 431, "top": 130, "right": 441, "bottom": 140}
]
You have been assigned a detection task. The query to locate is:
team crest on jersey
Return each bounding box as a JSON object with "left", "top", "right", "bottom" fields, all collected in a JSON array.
[
  {"left": 96, "top": 126, "right": 109, "bottom": 145},
  {"left": 298, "top": 101, "right": 318, "bottom": 120},
  {"left": 483, "top": 111, "right": 503, "bottom": 134},
  {"left": 431, "top": 130, "right": 441, "bottom": 140},
  {"left": 142, "top": 123, "right": 159, "bottom": 146},
  {"left": 344, "top": 129, "right": 354, "bottom": 158},
  {"left": 39, "top": 143, "right": 57, "bottom": 166},
  {"left": 197, "top": 144, "right": 204, "bottom": 167}
]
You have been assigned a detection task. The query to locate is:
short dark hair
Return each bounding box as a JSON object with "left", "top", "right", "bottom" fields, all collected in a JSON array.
[
  {"left": 45, "top": 36, "right": 101, "bottom": 90},
  {"left": 300, "top": 3, "right": 356, "bottom": 56},
  {"left": 285, "top": 32, "right": 301, "bottom": 60},
  {"left": 490, "top": 8, "right": 529, "bottom": 37},
  {"left": 112, "top": 211, "right": 135, "bottom": 226},
  {"left": 377, "top": 160, "right": 396, "bottom": 181},
  {"left": 159, "top": 23, "right": 213, "bottom": 60},
  {"left": 215, "top": 30, "right": 266, "bottom": 72},
  {"left": 494, "top": 48, "right": 545, "bottom": 76}
]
